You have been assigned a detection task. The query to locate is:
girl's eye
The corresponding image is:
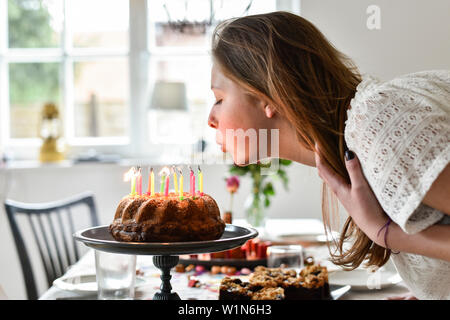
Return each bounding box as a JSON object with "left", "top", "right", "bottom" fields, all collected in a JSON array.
[{"left": 214, "top": 100, "right": 222, "bottom": 106}]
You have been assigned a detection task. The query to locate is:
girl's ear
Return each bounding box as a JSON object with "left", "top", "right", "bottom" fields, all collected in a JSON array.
[{"left": 264, "top": 105, "right": 276, "bottom": 118}]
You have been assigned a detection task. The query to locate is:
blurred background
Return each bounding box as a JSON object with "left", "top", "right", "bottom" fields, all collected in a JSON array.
[{"left": 0, "top": 0, "right": 449, "bottom": 299}]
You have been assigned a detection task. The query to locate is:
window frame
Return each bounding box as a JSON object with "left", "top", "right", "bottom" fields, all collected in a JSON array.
[
  {"left": 0, "top": 0, "right": 300, "bottom": 161},
  {"left": 0, "top": 0, "right": 135, "bottom": 159}
]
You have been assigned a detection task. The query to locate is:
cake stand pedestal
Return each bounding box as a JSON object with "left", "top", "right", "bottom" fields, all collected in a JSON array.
[
  {"left": 152, "top": 255, "right": 180, "bottom": 300},
  {"left": 74, "top": 224, "right": 258, "bottom": 300}
]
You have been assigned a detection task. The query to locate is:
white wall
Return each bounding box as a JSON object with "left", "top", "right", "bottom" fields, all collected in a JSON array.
[
  {"left": 301, "top": 0, "right": 450, "bottom": 80},
  {"left": 2, "top": 0, "right": 450, "bottom": 300}
]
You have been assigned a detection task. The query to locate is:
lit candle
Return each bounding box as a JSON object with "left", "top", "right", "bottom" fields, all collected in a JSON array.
[
  {"left": 136, "top": 166, "right": 142, "bottom": 195},
  {"left": 172, "top": 166, "right": 179, "bottom": 194},
  {"left": 123, "top": 167, "right": 137, "bottom": 195},
  {"left": 189, "top": 166, "right": 196, "bottom": 197},
  {"left": 159, "top": 167, "right": 170, "bottom": 195},
  {"left": 131, "top": 170, "right": 136, "bottom": 195},
  {"left": 165, "top": 174, "right": 169, "bottom": 197},
  {"left": 189, "top": 166, "right": 194, "bottom": 196},
  {"left": 160, "top": 171, "right": 165, "bottom": 194},
  {"left": 147, "top": 167, "right": 155, "bottom": 196},
  {"left": 151, "top": 167, "right": 155, "bottom": 196},
  {"left": 178, "top": 167, "right": 184, "bottom": 200},
  {"left": 198, "top": 165, "right": 203, "bottom": 195}
]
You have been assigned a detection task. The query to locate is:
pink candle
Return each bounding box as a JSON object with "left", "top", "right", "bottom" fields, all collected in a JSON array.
[
  {"left": 136, "top": 167, "right": 142, "bottom": 195},
  {"left": 189, "top": 166, "right": 194, "bottom": 195},
  {"left": 165, "top": 175, "right": 169, "bottom": 197},
  {"left": 192, "top": 175, "right": 195, "bottom": 196}
]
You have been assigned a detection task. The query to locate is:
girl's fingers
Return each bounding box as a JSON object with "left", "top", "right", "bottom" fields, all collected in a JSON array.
[
  {"left": 314, "top": 145, "right": 349, "bottom": 196},
  {"left": 344, "top": 151, "right": 369, "bottom": 190}
]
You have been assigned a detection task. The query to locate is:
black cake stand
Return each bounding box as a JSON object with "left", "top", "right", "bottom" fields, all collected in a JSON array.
[{"left": 73, "top": 224, "right": 258, "bottom": 300}]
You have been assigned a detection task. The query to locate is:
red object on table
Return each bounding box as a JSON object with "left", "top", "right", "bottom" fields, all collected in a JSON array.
[
  {"left": 242, "top": 238, "right": 271, "bottom": 259},
  {"left": 191, "top": 238, "right": 272, "bottom": 262}
]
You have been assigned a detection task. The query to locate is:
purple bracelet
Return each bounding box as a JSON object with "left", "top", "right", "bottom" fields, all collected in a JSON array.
[{"left": 376, "top": 217, "right": 400, "bottom": 254}]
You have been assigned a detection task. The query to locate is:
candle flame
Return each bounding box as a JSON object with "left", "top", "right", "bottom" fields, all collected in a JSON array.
[
  {"left": 177, "top": 166, "right": 183, "bottom": 175},
  {"left": 159, "top": 166, "right": 170, "bottom": 176},
  {"left": 197, "top": 165, "right": 201, "bottom": 173},
  {"left": 123, "top": 167, "right": 136, "bottom": 182},
  {"left": 170, "top": 165, "right": 176, "bottom": 174}
]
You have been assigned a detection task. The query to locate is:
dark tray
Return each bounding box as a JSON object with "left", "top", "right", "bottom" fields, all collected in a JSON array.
[{"left": 73, "top": 224, "right": 258, "bottom": 256}]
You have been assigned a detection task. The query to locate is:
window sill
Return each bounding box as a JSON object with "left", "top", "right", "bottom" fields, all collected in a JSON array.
[
  {"left": 0, "top": 158, "right": 160, "bottom": 171},
  {"left": 0, "top": 151, "right": 229, "bottom": 171}
]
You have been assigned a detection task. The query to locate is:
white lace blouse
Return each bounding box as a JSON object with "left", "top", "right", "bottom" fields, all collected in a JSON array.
[{"left": 344, "top": 70, "right": 450, "bottom": 300}]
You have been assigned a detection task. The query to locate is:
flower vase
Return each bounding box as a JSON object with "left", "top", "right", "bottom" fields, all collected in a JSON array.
[{"left": 244, "top": 192, "right": 267, "bottom": 231}]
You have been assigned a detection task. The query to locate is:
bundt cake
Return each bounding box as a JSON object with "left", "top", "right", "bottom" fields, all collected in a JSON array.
[{"left": 109, "top": 192, "right": 226, "bottom": 242}]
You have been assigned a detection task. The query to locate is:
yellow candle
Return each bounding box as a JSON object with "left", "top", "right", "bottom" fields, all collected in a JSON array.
[
  {"left": 124, "top": 167, "right": 136, "bottom": 195},
  {"left": 172, "top": 166, "right": 179, "bottom": 194},
  {"left": 147, "top": 167, "right": 151, "bottom": 194},
  {"left": 198, "top": 166, "right": 203, "bottom": 194},
  {"left": 131, "top": 168, "right": 136, "bottom": 195}
]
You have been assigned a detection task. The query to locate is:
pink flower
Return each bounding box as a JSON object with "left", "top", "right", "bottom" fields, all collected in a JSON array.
[{"left": 226, "top": 176, "right": 240, "bottom": 194}]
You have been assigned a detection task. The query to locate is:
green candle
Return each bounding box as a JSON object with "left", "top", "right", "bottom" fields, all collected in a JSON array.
[
  {"left": 130, "top": 167, "right": 137, "bottom": 195},
  {"left": 159, "top": 166, "right": 169, "bottom": 194},
  {"left": 160, "top": 174, "right": 165, "bottom": 194}
]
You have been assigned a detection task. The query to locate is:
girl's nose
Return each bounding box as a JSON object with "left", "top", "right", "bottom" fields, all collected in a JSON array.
[{"left": 208, "top": 107, "right": 219, "bottom": 129}]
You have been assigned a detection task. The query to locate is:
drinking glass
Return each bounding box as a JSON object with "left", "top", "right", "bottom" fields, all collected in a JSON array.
[
  {"left": 94, "top": 250, "right": 137, "bottom": 300},
  {"left": 267, "top": 245, "right": 304, "bottom": 271}
]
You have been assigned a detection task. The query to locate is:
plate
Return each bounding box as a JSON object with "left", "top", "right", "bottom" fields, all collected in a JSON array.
[
  {"left": 53, "top": 274, "right": 149, "bottom": 294},
  {"left": 73, "top": 224, "right": 258, "bottom": 256},
  {"left": 329, "top": 269, "right": 402, "bottom": 291}
]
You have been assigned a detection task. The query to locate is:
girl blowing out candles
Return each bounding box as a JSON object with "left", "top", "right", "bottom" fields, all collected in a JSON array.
[{"left": 207, "top": 11, "right": 450, "bottom": 299}]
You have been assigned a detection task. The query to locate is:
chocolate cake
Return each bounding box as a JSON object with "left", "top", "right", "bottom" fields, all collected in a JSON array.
[
  {"left": 110, "top": 192, "right": 225, "bottom": 242},
  {"left": 219, "top": 265, "right": 331, "bottom": 300}
]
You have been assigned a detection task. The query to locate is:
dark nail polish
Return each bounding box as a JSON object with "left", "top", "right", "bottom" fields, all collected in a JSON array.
[{"left": 345, "top": 150, "right": 355, "bottom": 161}]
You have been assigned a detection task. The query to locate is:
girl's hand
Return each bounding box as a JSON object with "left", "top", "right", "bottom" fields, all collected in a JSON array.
[
  {"left": 314, "top": 148, "right": 389, "bottom": 245},
  {"left": 315, "top": 147, "right": 450, "bottom": 264}
]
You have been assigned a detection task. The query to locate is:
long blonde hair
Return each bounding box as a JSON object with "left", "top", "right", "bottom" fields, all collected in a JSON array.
[{"left": 212, "top": 11, "right": 391, "bottom": 269}]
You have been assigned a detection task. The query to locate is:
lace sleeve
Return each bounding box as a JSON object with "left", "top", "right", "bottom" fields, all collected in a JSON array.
[{"left": 345, "top": 73, "right": 450, "bottom": 234}]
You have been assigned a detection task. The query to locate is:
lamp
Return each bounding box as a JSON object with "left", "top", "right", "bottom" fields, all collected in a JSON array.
[
  {"left": 38, "top": 102, "right": 65, "bottom": 162},
  {"left": 148, "top": 80, "right": 192, "bottom": 145},
  {"left": 149, "top": 81, "right": 187, "bottom": 111}
]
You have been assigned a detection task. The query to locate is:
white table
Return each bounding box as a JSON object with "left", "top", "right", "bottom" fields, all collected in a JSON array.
[{"left": 40, "top": 219, "right": 411, "bottom": 300}]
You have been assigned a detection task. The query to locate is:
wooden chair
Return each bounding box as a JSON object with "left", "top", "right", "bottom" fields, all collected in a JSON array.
[{"left": 4, "top": 191, "right": 99, "bottom": 300}]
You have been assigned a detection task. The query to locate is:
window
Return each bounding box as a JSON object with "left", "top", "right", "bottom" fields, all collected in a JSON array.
[
  {"left": 0, "top": 0, "right": 130, "bottom": 159},
  {"left": 0, "top": 0, "right": 299, "bottom": 161},
  {"left": 145, "top": 0, "right": 281, "bottom": 162}
]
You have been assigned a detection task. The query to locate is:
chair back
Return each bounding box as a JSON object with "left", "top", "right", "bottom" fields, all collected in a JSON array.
[{"left": 4, "top": 191, "right": 99, "bottom": 300}]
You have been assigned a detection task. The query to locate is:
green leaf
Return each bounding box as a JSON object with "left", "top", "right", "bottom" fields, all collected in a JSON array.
[
  {"left": 227, "top": 159, "right": 290, "bottom": 208},
  {"left": 280, "top": 159, "right": 292, "bottom": 166},
  {"left": 264, "top": 196, "right": 270, "bottom": 208},
  {"left": 263, "top": 182, "right": 275, "bottom": 196},
  {"left": 259, "top": 161, "right": 272, "bottom": 168},
  {"left": 229, "top": 166, "right": 248, "bottom": 176},
  {"left": 277, "top": 169, "right": 289, "bottom": 190}
]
